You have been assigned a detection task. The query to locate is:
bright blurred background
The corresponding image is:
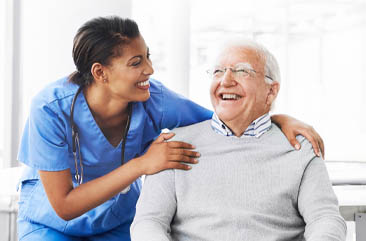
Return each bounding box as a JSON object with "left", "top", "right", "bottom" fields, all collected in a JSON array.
[
  {"left": 1, "top": 0, "right": 366, "bottom": 167},
  {"left": 1, "top": 0, "right": 366, "bottom": 240}
]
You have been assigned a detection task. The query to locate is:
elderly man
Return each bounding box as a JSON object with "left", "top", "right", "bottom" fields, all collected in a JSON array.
[{"left": 130, "top": 40, "right": 346, "bottom": 241}]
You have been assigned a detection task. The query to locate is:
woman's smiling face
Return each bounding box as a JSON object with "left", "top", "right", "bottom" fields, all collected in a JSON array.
[{"left": 104, "top": 35, "right": 154, "bottom": 103}]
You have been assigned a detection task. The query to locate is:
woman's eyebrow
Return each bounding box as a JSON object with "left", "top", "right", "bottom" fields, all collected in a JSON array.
[
  {"left": 128, "top": 55, "right": 143, "bottom": 62},
  {"left": 128, "top": 48, "right": 149, "bottom": 62}
]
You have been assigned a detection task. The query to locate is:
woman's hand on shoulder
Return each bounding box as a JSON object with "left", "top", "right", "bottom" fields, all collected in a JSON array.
[
  {"left": 137, "top": 133, "right": 200, "bottom": 175},
  {"left": 271, "top": 114, "right": 325, "bottom": 159}
]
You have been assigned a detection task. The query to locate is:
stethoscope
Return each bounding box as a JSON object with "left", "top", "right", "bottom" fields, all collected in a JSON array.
[{"left": 70, "top": 85, "right": 132, "bottom": 191}]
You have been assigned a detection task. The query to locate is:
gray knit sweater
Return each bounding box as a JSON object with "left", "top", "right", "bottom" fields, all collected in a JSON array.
[{"left": 131, "top": 120, "right": 346, "bottom": 241}]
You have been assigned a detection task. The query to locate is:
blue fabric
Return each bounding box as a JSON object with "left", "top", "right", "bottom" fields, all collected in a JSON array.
[
  {"left": 18, "top": 216, "right": 130, "bottom": 241},
  {"left": 17, "top": 77, "right": 213, "bottom": 239}
]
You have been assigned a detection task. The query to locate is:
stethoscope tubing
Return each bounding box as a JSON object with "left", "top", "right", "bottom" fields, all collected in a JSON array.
[{"left": 70, "top": 85, "right": 132, "bottom": 185}]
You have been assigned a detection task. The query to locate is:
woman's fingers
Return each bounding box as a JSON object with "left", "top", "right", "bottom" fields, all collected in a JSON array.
[
  {"left": 169, "top": 148, "right": 200, "bottom": 157},
  {"left": 150, "top": 136, "right": 200, "bottom": 171},
  {"left": 166, "top": 162, "right": 192, "bottom": 171},
  {"left": 284, "top": 126, "right": 325, "bottom": 159},
  {"left": 154, "top": 132, "right": 175, "bottom": 143},
  {"left": 288, "top": 136, "right": 301, "bottom": 151},
  {"left": 168, "top": 155, "right": 198, "bottom": 164},
  {"left": 141, "top": 135, "right": 200, "bottom": 174},
  {"left": 298, "top": 128, "right": 322, "bottom": 158},
  {"left": 167, "top": 141, "right": 195, "bottom": 149},
  {"left": 319, "top": 137, "right": 325, "bottom": 159},
  {"left": 167, "top": 142, "right": 200, "bottom": 164}
]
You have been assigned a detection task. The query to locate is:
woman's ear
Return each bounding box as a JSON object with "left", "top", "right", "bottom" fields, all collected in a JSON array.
[
  {"left": 266, "top": 81, "right": 280, "bottom": 106},
  {"left": 91, "top": 63, "right": 108, "bottom": 84}
]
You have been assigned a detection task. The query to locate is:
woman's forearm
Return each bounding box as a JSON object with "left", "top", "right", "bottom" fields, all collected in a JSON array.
[{"left": 40, "top": 157, "right": 144, "bottom": 221}]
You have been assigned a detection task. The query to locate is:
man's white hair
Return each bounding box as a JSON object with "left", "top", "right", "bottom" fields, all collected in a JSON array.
[{"left": 217, "top": 39, "right": 281, "bottom": 85}]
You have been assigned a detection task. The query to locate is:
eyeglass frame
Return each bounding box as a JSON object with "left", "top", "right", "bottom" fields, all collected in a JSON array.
[{"left": 206, "top": 63, "right": 273, "bottom": 82}]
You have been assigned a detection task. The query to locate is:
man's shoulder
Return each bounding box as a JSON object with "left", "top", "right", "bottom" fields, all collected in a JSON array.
[
  {"left": 169, "top": 120, "right": 211, "bottom": 141},
  {"left": 269, "top": 124, "right": 318, "bottom": 163}
]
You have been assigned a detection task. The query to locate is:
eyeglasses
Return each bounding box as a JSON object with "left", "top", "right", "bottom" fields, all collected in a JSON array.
[{"left": 206, "top": 62, "right": 273, "bottom": 82}]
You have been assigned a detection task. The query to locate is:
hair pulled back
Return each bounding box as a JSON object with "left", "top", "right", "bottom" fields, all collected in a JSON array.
[{"left": 69, "top": 16, "right": 140, "bottom": 86}]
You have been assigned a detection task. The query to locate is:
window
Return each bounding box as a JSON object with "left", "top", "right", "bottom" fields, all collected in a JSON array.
[
  {"left": 132, "top": 2, "right": 366, "bottom": 239},
  {"left": 0, "top": 0, "right": 133, "bottom": 169},
  {"left": 0, "top": 0, "right": 5, "bottom": 167},
  {"left": 191, "top": 0, "right": 366, "bottom": 163},
  {"left": 133, "top": 0, "right": 366, "bottom": 163}
]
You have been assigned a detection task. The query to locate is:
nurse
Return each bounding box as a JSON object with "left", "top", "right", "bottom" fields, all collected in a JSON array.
[{"left": 17, "top": 16, "right": 324, "bottom": 240}]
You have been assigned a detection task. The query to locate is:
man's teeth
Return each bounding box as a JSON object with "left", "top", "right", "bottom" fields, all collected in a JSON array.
[
  {"left": 137, "top": 80, "right": 149, "bottom": 86},
  {"left": 222, "top": 94, "right": 241, "bottom": 100}
]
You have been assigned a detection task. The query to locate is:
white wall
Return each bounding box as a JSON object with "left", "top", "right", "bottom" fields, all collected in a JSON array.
[
  {"left": 0, "top": 0, "right": 133, "bottom": 167},
  {"left": 20, "top": 0, "right": 132, "bottom": 125},
  {"left": 132, "top": 0, "right": 191, "bottom": 97},
  {"left": 0, "top": 0, "right": 6, "bottom": 165}
]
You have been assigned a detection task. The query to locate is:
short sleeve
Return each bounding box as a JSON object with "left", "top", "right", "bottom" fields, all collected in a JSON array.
[
  {"left": 161, "top": 85, "right": 213, "bottom": 130},
  {"left": 18, "top": 98, "right": 70, "bottom": 171}
]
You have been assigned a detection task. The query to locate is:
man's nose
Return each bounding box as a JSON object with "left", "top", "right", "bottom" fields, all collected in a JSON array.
[{"left": 220, "top": 69, "right": 237, "bottom": 87}]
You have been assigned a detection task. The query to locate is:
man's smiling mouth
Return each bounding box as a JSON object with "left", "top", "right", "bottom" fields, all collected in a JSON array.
[{"left": 220, "top": 93, "right": 242, "bottom": 100}]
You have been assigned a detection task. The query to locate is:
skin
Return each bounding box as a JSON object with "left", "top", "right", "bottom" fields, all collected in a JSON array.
[
  {"left": 39, "top": 36, "right": 199, "bottom": 221},
  {"left": 83, "top": 36, "right": 154, "bottom": 147},
  {"left": 271, "top": 114, "right": 324, "bottom": 157},
  {"left": 210, "top": 46, "right": 324, "bottom": 157},
  {"left": 210, "top": 46, "right": 279, "bottom": 136},
  {"left": 39, "top": 36, "right": 324, "bottom": 221}
]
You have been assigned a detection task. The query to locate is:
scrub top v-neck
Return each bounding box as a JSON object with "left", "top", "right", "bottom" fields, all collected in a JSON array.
[{"left": 17, "top": 76, "right": 213, "bottom": 238}]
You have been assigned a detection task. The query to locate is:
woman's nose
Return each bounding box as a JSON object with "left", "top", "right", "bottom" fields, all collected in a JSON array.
[{"left": 144, "top": 60, "right": 154, "bottom": 76}]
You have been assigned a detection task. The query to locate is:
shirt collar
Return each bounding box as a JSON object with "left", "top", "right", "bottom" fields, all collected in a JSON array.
[{"left": 211, "top": 112, "right": 271, "bottom": 138}]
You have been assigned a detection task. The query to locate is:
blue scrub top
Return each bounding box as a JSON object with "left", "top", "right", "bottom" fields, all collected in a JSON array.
[{"left": 17, "top": 77, "right": 212, "bottom": 237}]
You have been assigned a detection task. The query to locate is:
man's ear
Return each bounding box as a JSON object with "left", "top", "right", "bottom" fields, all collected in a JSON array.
[
  {"left": 266, "top": 81, "right": 280, "bottom": 106},
  {"left": 91, "top": 63, "right": 107, "bottom": 84}
]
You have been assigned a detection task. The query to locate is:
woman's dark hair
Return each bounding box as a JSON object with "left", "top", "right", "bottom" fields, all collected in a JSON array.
[{"left": 69, "top": 16, "right": 140, "bottom": 86}]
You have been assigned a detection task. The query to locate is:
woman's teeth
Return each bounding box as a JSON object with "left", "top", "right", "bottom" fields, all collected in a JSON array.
[
  {"left": 222, "top": 93, "right": 241, "bottom": 100},
  {"left": 137, "top": 80, "right": 149, "bottom": 86}
]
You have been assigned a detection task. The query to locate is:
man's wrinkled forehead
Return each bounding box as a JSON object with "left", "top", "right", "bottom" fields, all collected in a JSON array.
[{"left": 215, "top": 45, "right": 263, "bottom": 69}]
